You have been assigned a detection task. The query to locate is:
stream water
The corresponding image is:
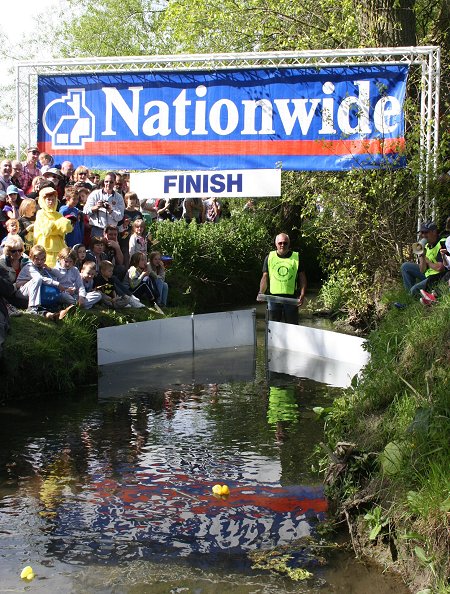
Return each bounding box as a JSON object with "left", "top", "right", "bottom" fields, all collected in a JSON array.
[{"left": 0, "top": 320, "right": 409, "bottom": 593}]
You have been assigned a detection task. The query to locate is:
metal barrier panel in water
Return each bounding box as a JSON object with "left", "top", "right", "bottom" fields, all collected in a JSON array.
[{"left": 97, "top": 309, "right": 256, "bottom": 365}]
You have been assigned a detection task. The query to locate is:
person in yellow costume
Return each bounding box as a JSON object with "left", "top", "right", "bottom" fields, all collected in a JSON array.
[{"left": 34, "top": 186, "right": 73, "bottom": 266}]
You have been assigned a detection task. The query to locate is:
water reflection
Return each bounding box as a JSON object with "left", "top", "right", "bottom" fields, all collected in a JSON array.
[{"left": 0, "top": 342, "right": 408, "bottom": 593}]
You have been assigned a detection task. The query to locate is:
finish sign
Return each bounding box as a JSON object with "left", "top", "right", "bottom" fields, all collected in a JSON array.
[{"left": 130, "top": 169, "right": 281, "bottom": 199}]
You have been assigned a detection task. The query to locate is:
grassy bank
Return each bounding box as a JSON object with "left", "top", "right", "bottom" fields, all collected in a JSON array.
[
  {"left": 0, "top": 307, "right": 189, "bottom": 402},
  {"left": 317, "top": 291, "right": 450, "bottom": 593}
]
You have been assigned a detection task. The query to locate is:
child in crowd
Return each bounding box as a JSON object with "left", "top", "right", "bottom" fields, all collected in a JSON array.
[
  {"left": 54, "top": 247, "right": 85, "bottom": 306},
  {"left": 128, "top": 219, "right": 155, "bottom": 258},
  {"left": 0, "top": 235, "right": 29, "bottom": 314},
  {"left": 38, "top": 152, "right": 54, "bottom": 174},
  {"left": 126, "top": 252, "right": 158, "bottom": 303},
  {"left": 26, "top": 176, "right": 47, "bottom": 200},
  {"left": 34, "top": 186, "right": 73, "bottom": 266},
  {"left": 72, "top": 243, "right": 87, "bottom": 271},
  {"left": 3, "top": 186, "right": 22, "bottom": 220},
  {"left": 1, "top": 219, "right": 21, "bottom": 250},
  {"left": 123, "top": 192, "right": 143, "bottom": 225},
  {"left": 149, "top": 250, "right": 169, "bottom": 306},
  {"left": 116, "top": 192, "right": 139, "bottom": 266},
  {"left": 94, "top": 260, "right": 144, "bottom": 309},
  {"left": 94, "top": 260, "right": 129, "bottom": 309},
  {"left": 120, "top": 191, "right": 144, "bottom": 266},
  {"left": 18, "top": 198, "right": 37, "bottom": 251},
  {"left": 15, "top": 244, "right": 73, "bottom": 319},
  {"left": 85, "top": 236, "right": 107, "bottom": 273},
  {"left": 59, "top": 186, "right": 84, "bottom": 247},
  {"left": 79, "top": 261, "right": 103, "bottom": 309},
  {"left": 74, "top": 184, "right": 92, "bottom": 246}
]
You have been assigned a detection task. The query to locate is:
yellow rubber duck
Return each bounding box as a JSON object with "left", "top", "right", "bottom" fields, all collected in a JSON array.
[
  {"left": 212, "top": 484, "right": 230, "bottom": 497},
  {"left": 20, "top": 566, "right": 35, "bottom": 580}
]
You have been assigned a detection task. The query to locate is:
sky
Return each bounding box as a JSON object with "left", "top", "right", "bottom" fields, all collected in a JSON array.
[{"left": 1, "top": 0, "right": 61, "bottom": 147}]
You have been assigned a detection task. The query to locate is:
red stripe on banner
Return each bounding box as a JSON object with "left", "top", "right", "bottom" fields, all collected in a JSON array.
[{"left": 40, "top": 137, "right": 405, "bottom": 157}]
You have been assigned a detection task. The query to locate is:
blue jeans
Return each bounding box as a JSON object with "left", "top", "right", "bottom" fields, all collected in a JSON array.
[
  {"left": 155, "top": 278, "right": 168, "bottom": 306},
  {"left": 400, "top": 262, "right": 427, "bottom": 296}
]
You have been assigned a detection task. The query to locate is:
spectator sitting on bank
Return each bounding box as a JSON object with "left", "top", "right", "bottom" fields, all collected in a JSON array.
[
  {"left": 79, "top": 261, "right": 103, "bottom": 309},
  {"left": 103, "top": 224, "right": 126, "bottom": 280},
  {"left": 89, "top": 172, "right": 101, "bottom": 188},
  {"left": 182, "top": 197, "right": 205, "bottom": 223},
  {"left": 11, "top": 161, "right": 24, "bottom": 190},
  {"left": 74, "top": 184, "right": 92, "bottom": 247},
  {"left": 1, "top": 219, "right": 21, "bottom": 251},
  {"left": 0, "top": 266, "right": 18, "bottom": 347},
  {"left": 155, "top": 197, "right": 183, "bottom": 222},
  {"left": 38, "top": 152, "right": 54, "bottom": 174},
  {"left": 125, "top": 252, "right": 158, "bottom": 304},
  {"left": 119, "top": 191, "right": 144, "bottom": 267},
  {"left": 0, "top": 192, "right": 6, "bottom": 242},
  {"left": 203, "top": 196, "right": 222, "bottom": 223},
  {"left": 128, "top": 219, "right": 152, "bottom": 258},
  {"left": 21, "top": 147, "right": 40, "bottom": 194},
  {"left": 42, "top": 168, "right": 65, "bottom": 202},
  {"left": 18, "top": 198, "right": 37, "bottom": 252},
  {"left": 421, "top": 217, "right": 450, "bottom": 304},
  {"left": 83, "top": 172, "right": 125, "bottom": 238},
  {"left": 243, "top": 198, "right": 256, "bottom": 213},
  {"left": 149, "top": 250, "right": 168, "bottom": 307},
  {"left": 16, "top": 244, "right": 74, "bottom": 319},
  {"left": 400, "top": 222, "right": 445, "bottom": 298},
  {"left": 72, "top": 243, "right": 87, "bottom": 271},
  {"left": 26, "top": 175, "right": 48, "bottom": 200},
  {"left": 34, "top": 186, "right": 73, "bottom": 267},
  {"left": 0, "top": 236, "right": 29, "bottom": 314},
  {"left": 3, "top": 185, "right": 22, "bottom": 220},
  {"left": 59, "top": 186, "right": 84, "bottom": 248},
  {"left": 73, "top": 166, "right": 93, "bottom": 189},
  {"left": 85, "top": 236, "right": 108, "bottom": 274},
  {"left": 0, "top": 160, "right": 12, "bottom": 193},
  {"left": 441, "top": 230, "right": 450, "bottom": 285},
  {"left": 93, "top": 260, "right": 135, "bottom": 309},
  {"left": 53, "top": 247, "right": 86, "bottom": 307}
]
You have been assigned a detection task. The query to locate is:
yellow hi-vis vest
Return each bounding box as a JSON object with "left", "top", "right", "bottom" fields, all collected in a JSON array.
[
  {"left": 268, "top": 251, "right": 299, "bottom": 295},
  {"left": 424, "top": 241, "right": 442, "bottom": 278}
]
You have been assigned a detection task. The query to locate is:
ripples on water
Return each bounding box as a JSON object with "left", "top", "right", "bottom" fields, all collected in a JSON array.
[{"left": 0, "top": 344, "right": 408, "bottom": 593}]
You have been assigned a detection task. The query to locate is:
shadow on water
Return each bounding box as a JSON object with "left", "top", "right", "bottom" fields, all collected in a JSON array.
[{"left": 0, "top": 329, "right": 408, "bottom": 593}]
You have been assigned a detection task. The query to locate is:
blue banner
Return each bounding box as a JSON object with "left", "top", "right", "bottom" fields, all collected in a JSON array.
[{"left": 37, "top": 65, "right": 408, "bottom": 171}]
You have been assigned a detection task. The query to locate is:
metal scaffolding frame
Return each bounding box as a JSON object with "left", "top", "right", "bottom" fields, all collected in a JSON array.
[{"left": 16, "top": 46, "right": 440, "bottom": 222}]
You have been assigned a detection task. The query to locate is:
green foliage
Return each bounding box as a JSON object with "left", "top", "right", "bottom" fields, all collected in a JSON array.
[
  {"left": 319, "top": 293, "right": 450, "bottom": 590},
  {"left": 364, "top": 506, "right": 389, "bottom": 540},
  {"left": 159, "top": 0, "right": 357, "bottom": 53},
  {"left": 152, "top": 214, "right": 271, "bottom": 309},
  {"left": 56, "top": 0, "right": 168, "bottom": 57}
]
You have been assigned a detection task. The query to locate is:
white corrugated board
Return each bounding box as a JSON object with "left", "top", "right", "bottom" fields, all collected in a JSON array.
[
  {"left": 98, "top": 316, "right": 192, "bottom": 365},
  {"left": 267, "top": 321, "right": 369, "bottom": 366},
  {"left": 193, "top": 310, "right": 256, "bottom": 350},
  {"left": 268, "top": 348, "right": 363, "bottom": 388},
  {"left": 97, "top": 309, "right": 256, "bottom": 365}
]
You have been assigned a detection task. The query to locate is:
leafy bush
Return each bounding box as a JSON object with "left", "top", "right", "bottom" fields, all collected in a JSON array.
[{"left": 152, "top": 213, "right": 272, "bottom": 309}]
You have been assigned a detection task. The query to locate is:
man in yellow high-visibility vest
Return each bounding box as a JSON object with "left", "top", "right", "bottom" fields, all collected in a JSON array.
[{"left": 257, "top": 233, "right": 307, "bottom": 324}]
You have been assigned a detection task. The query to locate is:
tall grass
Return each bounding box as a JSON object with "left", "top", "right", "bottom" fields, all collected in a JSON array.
[{"left": 320, "top": 292, "right": 450, "bottom": 591}]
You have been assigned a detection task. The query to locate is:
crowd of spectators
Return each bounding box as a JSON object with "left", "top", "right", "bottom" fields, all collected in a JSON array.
[
  {"left": 1, "top": 147, "right": 230, "bottom": 329},
  {"left": 400, "top": 217, "right": 450, "bottom": 306}
]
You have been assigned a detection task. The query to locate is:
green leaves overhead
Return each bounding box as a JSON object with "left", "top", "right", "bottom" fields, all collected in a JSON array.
[{"left": 160, "top": 0, "right": 358, "bottom": 53}]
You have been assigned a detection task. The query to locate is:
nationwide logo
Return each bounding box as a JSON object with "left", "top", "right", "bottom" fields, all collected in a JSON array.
[{"left": 42, "top": 88, "right": 95, "bottom": 150}]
